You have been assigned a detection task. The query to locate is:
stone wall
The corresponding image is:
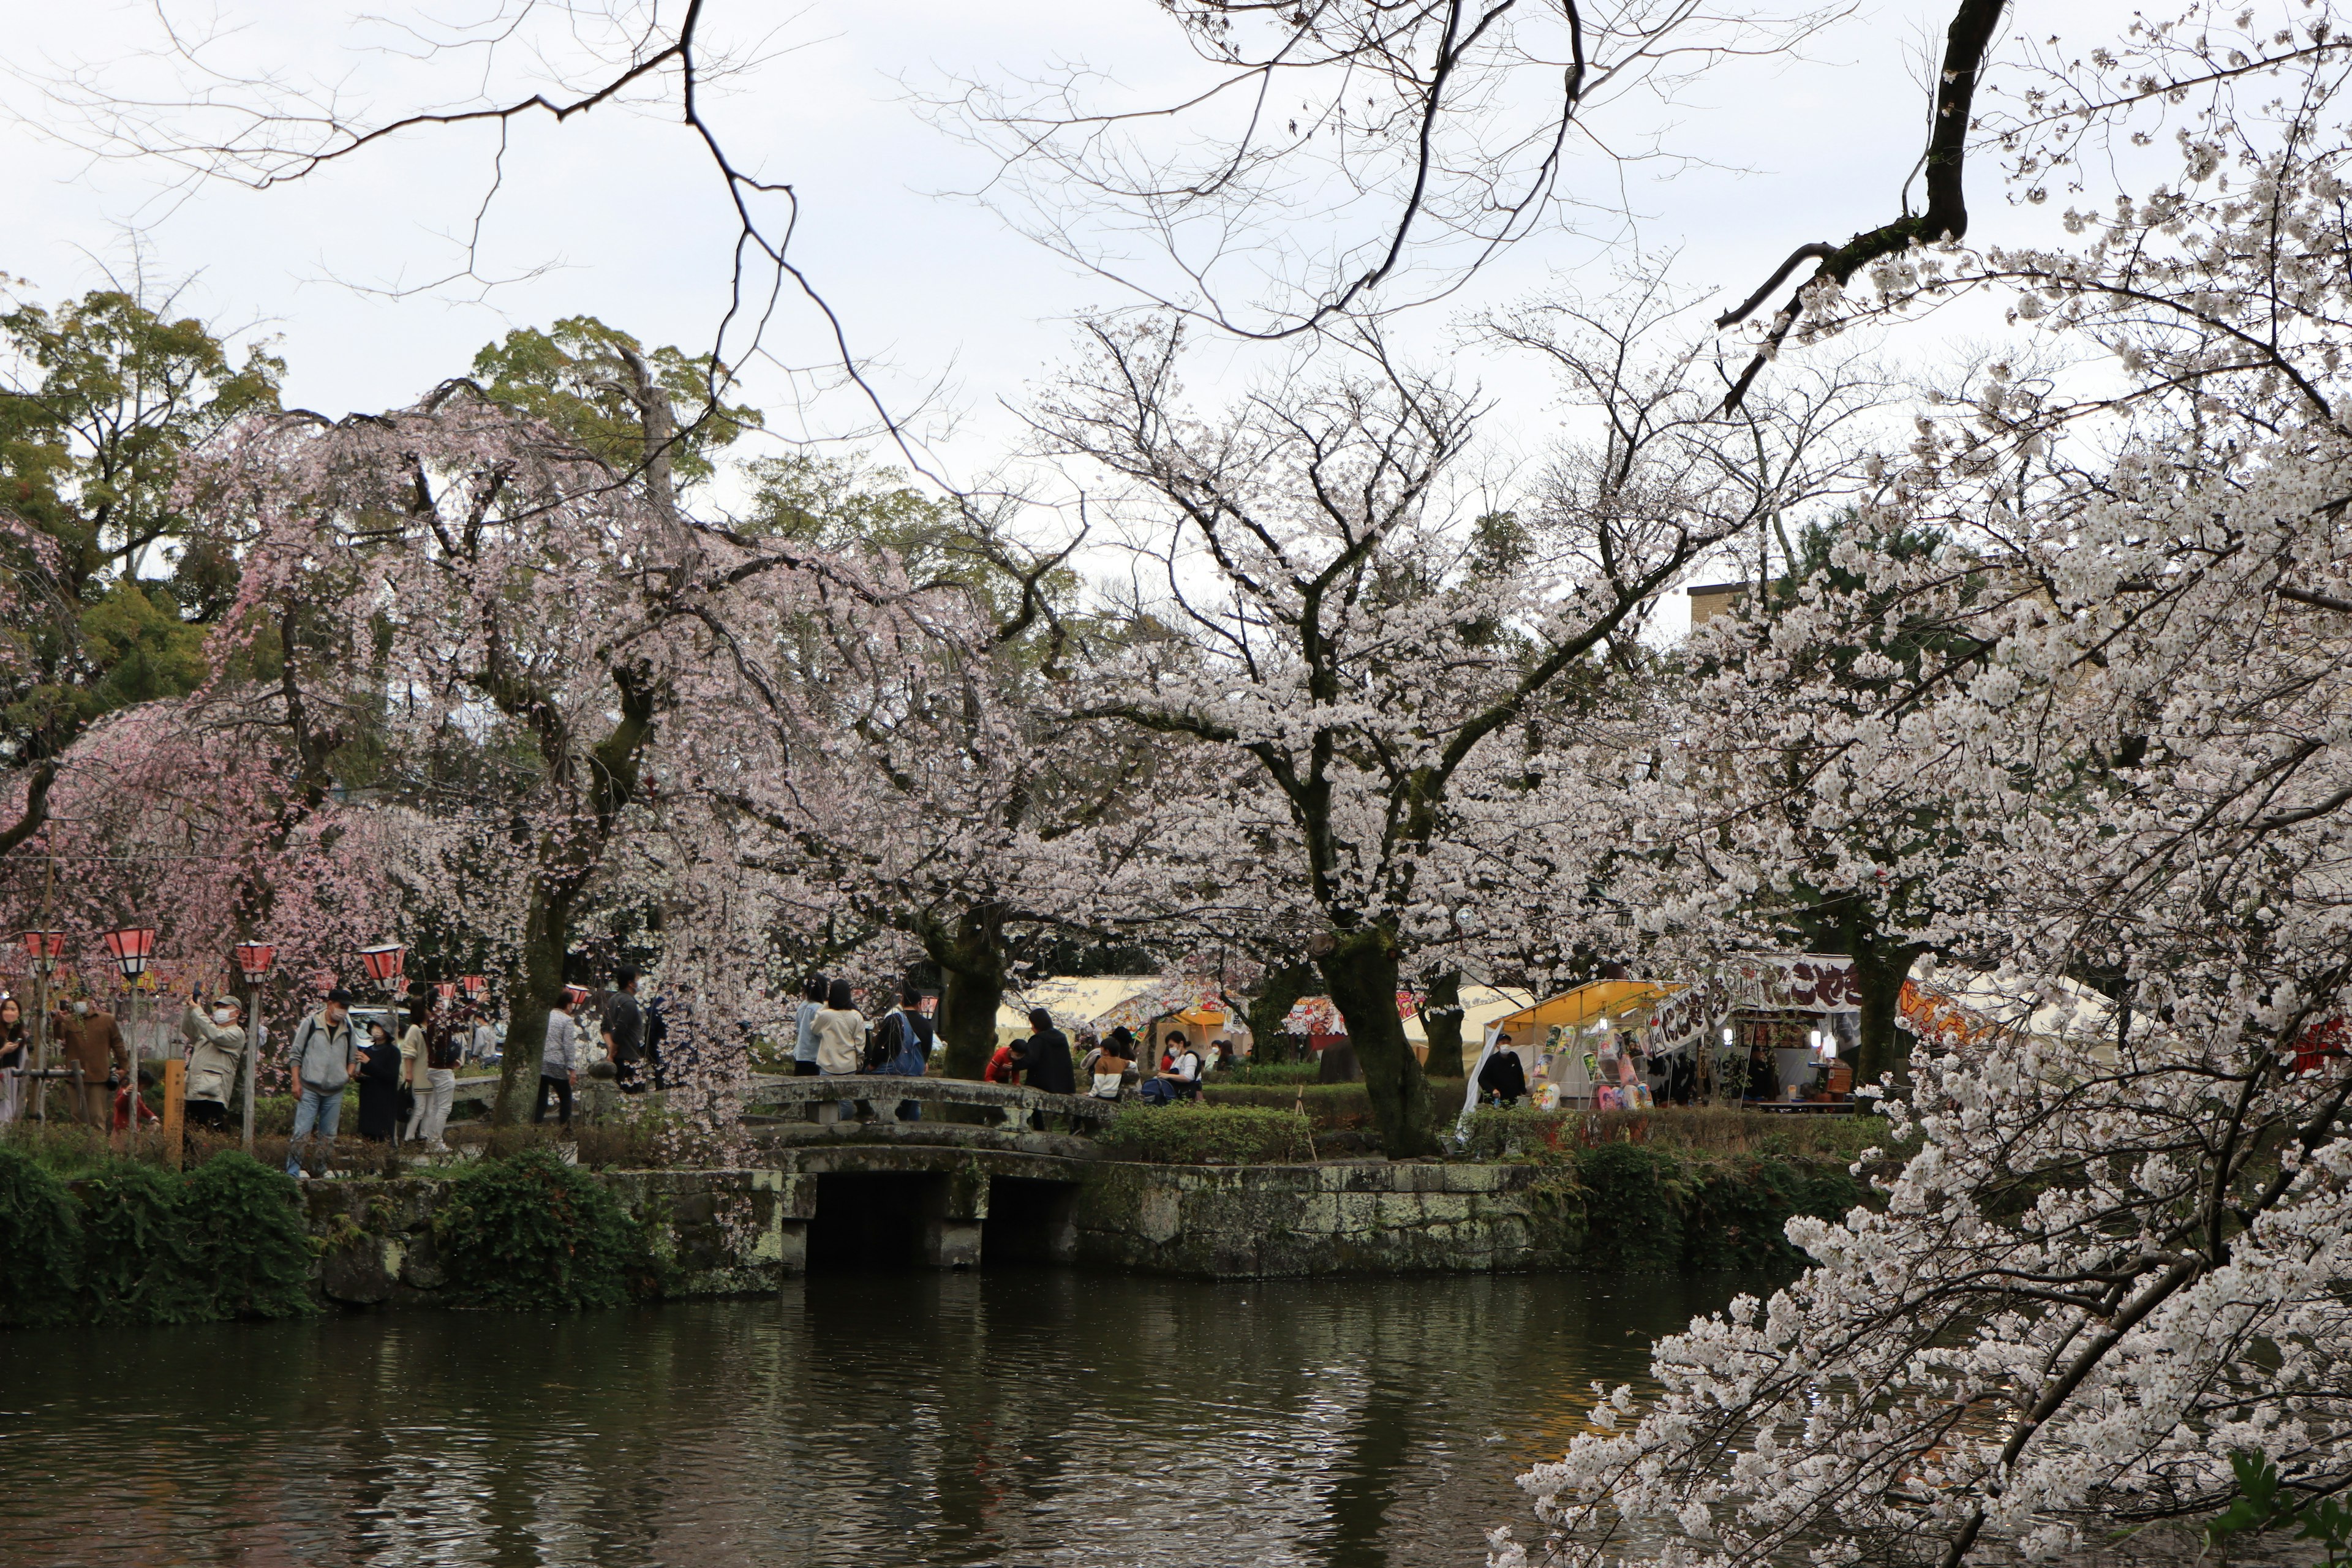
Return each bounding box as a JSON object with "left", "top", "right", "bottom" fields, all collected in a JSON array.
[
  {"left": 303, "top": 1169, "right": 802, "bottom": 1307},
  {"left": 1073, "top": 1161, "right": 1581, "bottom": 1278}
]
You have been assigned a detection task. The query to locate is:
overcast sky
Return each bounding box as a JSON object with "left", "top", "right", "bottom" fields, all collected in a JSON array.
[{"left": 0, "top": 0, "right": 2098, "bottom": 622}]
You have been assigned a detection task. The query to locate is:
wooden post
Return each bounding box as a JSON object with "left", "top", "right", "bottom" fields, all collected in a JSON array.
[{"left": 162, "top": 1057, "right": 184, "bottom": 1168}]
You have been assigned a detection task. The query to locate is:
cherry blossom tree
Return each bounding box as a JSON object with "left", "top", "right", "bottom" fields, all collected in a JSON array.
[
  {"left": 1513, "top": 13, "right": 2352, "bottom": 1563},
  {"left": 1034, "top": 302, "right": 1875, "bottom": 1153}
]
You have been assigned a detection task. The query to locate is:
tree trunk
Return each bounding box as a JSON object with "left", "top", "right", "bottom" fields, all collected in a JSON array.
[
  {"left": 924, "top": 902, "right": 1006, "bottom": 1080},
  {"left": 1319, "top": 927, "right": 1437, "bottom": 1158},
  {"left": 1850, "top": 937, "right": 1926, "bottom": 1095},
  {"left": 493, "top": 883, "right": 572, "bottom": 1125},
  {"left": 1248, "top": 960, "right": 1315, "bottom": 1065},
  {"left": 1419, "top": 968, "right": 1465, "bottom": 1079}
]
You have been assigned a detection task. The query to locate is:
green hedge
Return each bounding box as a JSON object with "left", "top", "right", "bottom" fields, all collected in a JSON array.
[
  {"left": 0, "top": 1145, "right": 315, "bottom": 1329},
  {"left": 1099, "top": 1104, "right": 1316, "bottom": 1165},
  {"left": 434, "top": 1147, "right": 655, "bottom": 1310}
]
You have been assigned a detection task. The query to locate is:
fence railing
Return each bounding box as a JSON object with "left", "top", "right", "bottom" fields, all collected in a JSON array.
[{"left": 442, "top": 1071, "right": 1125, "bottom": 1132}]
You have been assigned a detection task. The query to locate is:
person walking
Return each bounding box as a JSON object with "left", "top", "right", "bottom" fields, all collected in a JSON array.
[
  {"left": 792, "top": 974, "right": 826, "bottom": 1077},
  {"left": 179, "top": 990, "right": 247, "bottom": 1132},
  {"left": 54, "top": 998, "right": 129, "bottom": 1129},
  {"left": 533, "top": 992, "right": 581, "bottom": 1128},
  {"left": 285, "top": 989, "right": 360, "bottom": 1177},
  {"left": 0, "top": 996, "right": 25, "bottom": 1124},
  {"left": 602, "top": 968, "right": 647, "bottom": 1092},
  {"left": 411, "top": 1005, "right": 461, "bottom": 1150},
  {"left": 355, "top": 1020, "right": 404, "bottom": 1142}
]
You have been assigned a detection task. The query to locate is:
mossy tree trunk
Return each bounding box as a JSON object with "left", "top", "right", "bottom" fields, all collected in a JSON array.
[
  {"left": 1247, "top": 960, "right": 1315, "bottom": 1064},
  {"left": 1419, "top": 968, "right": 1466, "bottom": 1079},
  {"left": 1319, "top": 926, "right": 1436, "bottom": 1157},
  {"left": 923, "top": 901, "right": 1006, "bottom": 1080}
]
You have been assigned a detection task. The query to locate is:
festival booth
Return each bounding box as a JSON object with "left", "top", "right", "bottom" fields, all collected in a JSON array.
[
  {"left": 1280, "top": 986, "right": 1534, "bottom": 1077},
  {"left": 1477, "top": 979, "right": 1678, "bottom": 1111},
  {"left": 997, "top": 974, "right": 1248, "bottom": 1058},
  {"left": 1641, "top": 954, "right": 1863, "bottom": 1108}
]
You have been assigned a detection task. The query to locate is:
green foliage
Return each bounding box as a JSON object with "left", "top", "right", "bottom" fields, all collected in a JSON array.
[
  {"left": 1202, "top": 1082, "right": 1374, "bottom": 1129},
  {"left": 1214, "top": 1061, "right": 1322, "bottom": 1085},
  {"left": 0, "top": 1141, "right": 314, "bottom": 1327},
  {"left": 75, "top": 1159, "right": 214, "bottom": 1324},
  {"left": 0, "top": 1145, "right": 79, "bottom": 1327},
  {"left": 180, "top": 1152, "right": 317, "bottom": 1319},
  {"left": 470, "top": 316, "right": 758, "bottom": 486},
  {"left": 2207, "top": 1450, "right": 2352, "bottom": 1564},
  {"left": 1099, "top": 1104, "right": 1316, "bottom": 1164},
  {"left": 434, "top": 1147, "right": 649, "bottom": 1311},
  {"left": 1578, "top": 1143, "right": 1693, "bottom": 1271},
  {"left": 0, "top": 286, "right": 279, "bottom": 758},
  {"left": 1459, "top": 1110, "right": 1871, "bottom": 1273}
]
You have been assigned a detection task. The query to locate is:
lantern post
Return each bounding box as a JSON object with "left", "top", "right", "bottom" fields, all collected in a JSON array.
[
  {"left": 233, "top": 942, "right": 277, "bottom": 1154},
  {"left": 99, "top": 925, "right": 157, "bottom": 1138}
]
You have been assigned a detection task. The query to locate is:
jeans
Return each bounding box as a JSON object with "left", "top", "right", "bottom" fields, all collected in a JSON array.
[
  {"left": 533, "top": 1074, "right": 573, "bottom": 1128},
  {"left": 287, "top": 1087, "right": 342, "bottom": 1175},
  {"left": 409, "top": 1068, "right": 456, "bottom": 1144}
]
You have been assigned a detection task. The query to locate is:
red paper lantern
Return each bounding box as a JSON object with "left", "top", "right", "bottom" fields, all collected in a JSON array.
[
  {"left": 564, "top": 984, "right": 590, "bottom": 1009},
  {"left": 233, "top": 942, "right": 277, "bottom": 983},
  {"left": 435, "top": 981, "right": 457, "bottom": 1002},
  {"left": 461, "top": 974, "right": 488, "bottom": 997},
  {"left": 99, "top": 924, "right": 157, "bottom": 980},
  {"left": 18, "top": 930, "right": 66, "bottom": 971},
  {"left": 357, "top": 944, "right": 407, "bottom": 987}
]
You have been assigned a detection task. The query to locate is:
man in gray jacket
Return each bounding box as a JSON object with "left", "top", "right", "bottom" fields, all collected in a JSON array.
[{"left": 285, "top": 989, "right": 358, "bottom": 1178}]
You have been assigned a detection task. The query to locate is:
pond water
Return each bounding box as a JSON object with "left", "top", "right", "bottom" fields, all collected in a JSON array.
[{"left": 0, "top": 1269, "right": 1746, "bottom": 1567}]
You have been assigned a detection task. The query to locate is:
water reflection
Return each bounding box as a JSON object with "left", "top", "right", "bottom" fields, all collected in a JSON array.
[{"left": 0, "top": 1269, "right": 1746, "bottom": 1566}]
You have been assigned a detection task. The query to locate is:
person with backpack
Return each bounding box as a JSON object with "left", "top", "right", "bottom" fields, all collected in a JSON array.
[
  {"left": 1142, "top": 1033, "right": 1205, "bottom": 1105},
  {"left": 285, "top": 988, "right": 360, "bottom": 1177},
  {"left": 869, "top": 984, "right": 930, "bottom": 1121}
]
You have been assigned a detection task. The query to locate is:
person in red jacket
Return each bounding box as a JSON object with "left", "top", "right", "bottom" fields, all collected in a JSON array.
[{"left": 984, "top": 1040, "right": 1021, "bottom": 1084}]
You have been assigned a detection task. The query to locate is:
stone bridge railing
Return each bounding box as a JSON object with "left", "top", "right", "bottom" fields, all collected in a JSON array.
[
  {"left": 746, "top": 1074, "right": 1123, "bottom": 1133},
  {"left": 447, "top": 1071, "right": 1125, "bottom": 1134}
]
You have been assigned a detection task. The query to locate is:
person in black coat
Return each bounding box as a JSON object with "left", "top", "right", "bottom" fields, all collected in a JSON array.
[
  {"left": 355, "top": 1020, "right": 404, "bottom": 1142},
  {"left": 1012, "top": 1008, "right": 1076, "bottom": 1095},
  {"left": 1477, "top": 1044, "right": 1529, "bottom": 1107}
]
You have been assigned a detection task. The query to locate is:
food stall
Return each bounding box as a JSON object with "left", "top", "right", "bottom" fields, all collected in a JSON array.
[{"left": 1476, "top": 979, "right": 1678, "bottom": 1111}]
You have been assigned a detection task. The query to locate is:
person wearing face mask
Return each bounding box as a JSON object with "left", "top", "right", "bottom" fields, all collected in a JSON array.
[
  {"left": 0, "top": 995, "right": 26, "bottom": 1124},
  {"left": 53, "top": 996, "right": 128, "bottom": 1129},
  {"left": 179, "top": 989, "right": 249, "bottom": 1131}
]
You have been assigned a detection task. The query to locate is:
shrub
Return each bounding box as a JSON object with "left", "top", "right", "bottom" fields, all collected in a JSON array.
[
  {"left": 1576, "top": 1142, "right": 1694, "bottom": 1272},
  {"left": 1202, "top": 1082, "right": 1374, "bottom": 1129},
  {"left": 0, "top": 1145, "right": 79, "bottom": 1327},
  {"left": 1215, "top": 1061, "right": 1322, "bottom": 1086},
  {"left": 1099, "top": 1104, "right": 1315, "bottom": 1164},
  {"left": 180, "top": 1152, "right": 316, "bottom": 1319},
  {"left": 75, "top": 1161, "right": 214, "bottom": 1325},
  {"left": 434, "top": 1147, "right": 647, "bottom": 1310}
]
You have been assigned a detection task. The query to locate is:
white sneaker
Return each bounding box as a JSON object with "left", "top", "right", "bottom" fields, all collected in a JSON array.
[{"left": 293, "top": 1170, "right": 309, "bottom": 1182}]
